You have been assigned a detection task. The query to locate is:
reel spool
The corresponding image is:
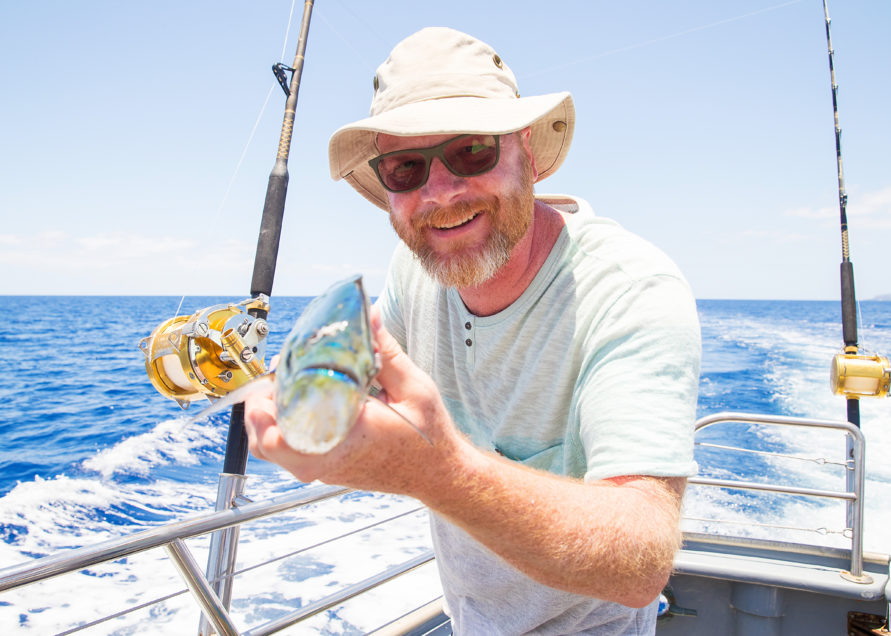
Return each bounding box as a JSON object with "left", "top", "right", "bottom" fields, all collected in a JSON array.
[
  {"left": 830, "top": 350, "right": 891, "bottom": 399},
  {"left": 139, "top": 296, "right": 271, "bottom": 408}
]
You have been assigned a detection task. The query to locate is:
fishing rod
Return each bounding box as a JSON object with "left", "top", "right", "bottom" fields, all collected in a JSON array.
[
  {"left": 823, "top": 0, "right": 861, "bottom": 430},
  {"left": 233, "top": 0, "right": 315, "bottom": 474},
  {"left": 140, "top": 0, "right": 315, "bottom": 458},
  {"left": 210, "top": 1, "right": 316, "bottom": 626},
  {"left": 822, "top": 0, "right": 889, "bottom": 417},
  {"left": 821, "top": 1, "right": 888, "bottom": 552},
  {"left": 139, "top": 1, "right": 316, "bottom": 628}
]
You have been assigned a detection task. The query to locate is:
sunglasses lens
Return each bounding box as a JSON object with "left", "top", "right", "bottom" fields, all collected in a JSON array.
[
  {"left": 444, "top": 135, "right": 499, "bottom": 176},
  {"left": 372, "top": 134, "right": 500, "bottom": 193},
  {"left": 376, "top": 153, "right": 428, "bottom": 192}
]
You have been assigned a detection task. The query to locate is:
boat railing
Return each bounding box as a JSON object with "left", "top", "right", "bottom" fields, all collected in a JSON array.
[
  {"left": 686, "top": 411, "right": 868, "bottom": 580},
  {"left": 0, "top": 411, "right": 871, "bottom": 633},
  {"left": 0, "top": 482, "right": 439, "bottom": 635}
]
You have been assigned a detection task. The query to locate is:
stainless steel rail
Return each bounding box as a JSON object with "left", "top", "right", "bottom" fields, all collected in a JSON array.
[
  {"left": 0, "top": 481, "right": 438, "bottom": 635},
  {"left": 168, "top": 538, "right": 240, "bottom": 636},
  {"left": 0, "top": 482, "right": 349, "bottom": 593},
  {"left": 688, "top": 412, "right": 868, "bottom": 580},
  {"left": 0, "top": 411, "right": 873, "bottom": 633}
]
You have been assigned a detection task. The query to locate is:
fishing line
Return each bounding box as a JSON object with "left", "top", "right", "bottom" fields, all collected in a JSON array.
[
  {"left": 856, "top": 298, "right": 868, "bottom": 351},
  {"left": 215, "top": 85, "right": 276, "bottom": 215},
  {"left": 367, "top": 395, "right": 434, "bottom": 447},
  {"left": 163, "top": 294, "right": 188, "bottom": 350},
  {"left": 173, "top": 295, "right": 186, "bottom": 322},
  {"left": 280, "top": 0, "right": 298, "bottom": 61},
  {"left": 215, "top": 0, "right": 299, "bottom": 216},
  {"left": 527, "top": 0, "right": 802, "bottom": 78}
]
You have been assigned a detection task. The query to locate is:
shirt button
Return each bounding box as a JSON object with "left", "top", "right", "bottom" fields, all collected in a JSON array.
[
  {"left": 465, "top": 322, "right": 472, "bottom": 330},
  {"left": 465, "top": 338, "right": 472, "bottom": 347}
]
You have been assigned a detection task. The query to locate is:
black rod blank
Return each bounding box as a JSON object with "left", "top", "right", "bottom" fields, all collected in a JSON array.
[
  {"left": 224, "top": 0, "right": 315, "bottom": 475},
  {"left": 823, "top": 0, "right": 860, "bottom": 428}
]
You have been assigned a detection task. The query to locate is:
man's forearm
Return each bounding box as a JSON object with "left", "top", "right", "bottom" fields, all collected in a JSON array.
[
  {"left": 245, "top": 315, "right": 685, "bottom": 608},
  {"left": 419, "top": 440, "right": 685, "bottom": 608}
]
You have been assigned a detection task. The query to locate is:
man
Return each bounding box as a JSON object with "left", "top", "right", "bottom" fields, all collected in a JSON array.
[{"left": 245, "top": 27, "right": 700, "bottom": 635}]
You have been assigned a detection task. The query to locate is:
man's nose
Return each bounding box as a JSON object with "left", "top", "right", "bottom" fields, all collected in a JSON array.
[{"left": 419, "top": 156, "right": 467, "bottom": 206}]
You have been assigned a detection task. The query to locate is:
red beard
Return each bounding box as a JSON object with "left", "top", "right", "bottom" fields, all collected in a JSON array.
[{"left": 390, "top": 160, "right": 535, "bottom": 288}]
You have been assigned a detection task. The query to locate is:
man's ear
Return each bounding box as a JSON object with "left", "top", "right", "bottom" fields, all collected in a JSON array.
[{"left": 518, "top": 127, "right": 538, "bottom": 180}]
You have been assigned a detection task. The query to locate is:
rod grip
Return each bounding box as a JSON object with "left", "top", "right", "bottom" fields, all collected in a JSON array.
[
  {"left": 250, "top": 168, "right": 289, "bottom": 299},
  {"left": 840, "top": 261, "right": 857, "bottom": 348},
  {"left": 223, "top": 402, "right": 250, "bottom": 474},
  {"left": 846, "top": 395, "right": 860, "bottom": 429}
]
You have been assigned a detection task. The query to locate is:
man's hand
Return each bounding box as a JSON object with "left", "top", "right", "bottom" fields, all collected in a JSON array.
[{"left": 243, "top": 305, "right": 467, "bottom": 495}]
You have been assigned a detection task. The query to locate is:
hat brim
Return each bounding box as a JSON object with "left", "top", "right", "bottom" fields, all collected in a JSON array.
[{"left": 329, "top": 92, "right": 574, "bottom": 210}]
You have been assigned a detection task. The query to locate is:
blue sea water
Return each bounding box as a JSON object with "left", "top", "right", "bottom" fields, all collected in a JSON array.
[{"left": 0, "top": 295, "right": 889, "bottom": 633}]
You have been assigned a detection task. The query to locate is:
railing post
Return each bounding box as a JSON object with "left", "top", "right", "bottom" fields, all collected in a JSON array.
[
  {"left": 199, "top": 473, "right": 248, "bottom": 636},
  {"left": 845, "top": 434, "right": 856, "bottom": 540},
  {"left": 843, "top": 431, "right": 869, "bottom": 582}
]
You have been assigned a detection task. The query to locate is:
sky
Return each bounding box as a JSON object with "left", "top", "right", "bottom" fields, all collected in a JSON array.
[{"left": 1, "top": 0, "right": 889, "bottom": 300}]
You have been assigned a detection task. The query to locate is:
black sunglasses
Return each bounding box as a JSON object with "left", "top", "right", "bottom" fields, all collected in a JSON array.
[{"left": 369, "top": 134, "right": 501, "bottom": 193}]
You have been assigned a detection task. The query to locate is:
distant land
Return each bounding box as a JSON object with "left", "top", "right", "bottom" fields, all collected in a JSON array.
[{"left": 871, "top": 294, "right": 891, "bottom": 301}]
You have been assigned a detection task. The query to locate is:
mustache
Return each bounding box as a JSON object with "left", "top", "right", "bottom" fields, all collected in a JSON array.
[{"left": 411, "top": 198, "right": 492, "bottom": 231}]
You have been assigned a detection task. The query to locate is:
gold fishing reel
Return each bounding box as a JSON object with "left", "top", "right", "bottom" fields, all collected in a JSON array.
[
  {"left": 139, "top": 296, "right": 271, "bottom": 408},
  {"left": 830, "top": 349, "right": 891, "bottom": 399}
]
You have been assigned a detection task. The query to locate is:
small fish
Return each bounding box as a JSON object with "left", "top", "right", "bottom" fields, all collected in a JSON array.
[
  {"left": 190, "top": 275, "right": 429, "bottom": 454},
  {"left": 274, "top": 275, "right": 378, "bottom": 453}
]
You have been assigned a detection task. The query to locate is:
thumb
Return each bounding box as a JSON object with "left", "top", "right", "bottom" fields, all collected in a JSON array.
[{"left": 369, "top": 305, "right": 424, "bottom": 401}]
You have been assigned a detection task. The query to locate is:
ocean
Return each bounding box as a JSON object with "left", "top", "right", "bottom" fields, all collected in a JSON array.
[{"left": 0, "top": 295, "right": 889, "bottom": 634}]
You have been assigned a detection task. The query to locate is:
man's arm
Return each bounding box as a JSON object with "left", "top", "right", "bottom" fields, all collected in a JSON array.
[
  {"left": 427, "top": 451, "right": 685, "bottom": 607},
  {"left": 244, "top": 307, "right": 685, "bottom": 607}
]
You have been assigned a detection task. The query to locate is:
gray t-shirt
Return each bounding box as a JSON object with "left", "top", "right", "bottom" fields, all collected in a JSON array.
[{"left": 377, "top": 196, "right": 701, "bottom": 635}]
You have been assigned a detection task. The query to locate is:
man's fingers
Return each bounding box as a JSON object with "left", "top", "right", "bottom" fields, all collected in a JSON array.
[
  {"left": 369, "top": 306, "right": 424, "bottom": 401},
  {"left": 244, "top": 390, "right": 278, "bottom": 460}
]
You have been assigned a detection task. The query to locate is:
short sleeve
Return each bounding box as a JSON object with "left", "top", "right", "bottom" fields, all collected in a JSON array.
[
  {"left": 574, "top": 274, "right": 701, "bottom": 482},
  {"left": 374, "top": 245, "right": 410, "bottom": 352}
]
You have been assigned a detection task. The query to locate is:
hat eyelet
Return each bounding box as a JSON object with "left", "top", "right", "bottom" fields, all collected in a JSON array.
[
  {"left": 373, "top": 75, "right": 379, "bottom": 91},
  {"left": 492, "top": 54, "right": 503, "bottom": 69},
  {"left": 552, "top": 120, "right": 567, "bottom": 132}
]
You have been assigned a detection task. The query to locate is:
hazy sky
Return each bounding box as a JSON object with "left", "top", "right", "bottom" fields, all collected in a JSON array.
[{"left": 1, "top": 1, "right": 888, "bottom": 300}]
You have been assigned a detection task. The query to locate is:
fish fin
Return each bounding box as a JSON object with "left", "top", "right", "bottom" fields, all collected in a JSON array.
[
  {"left": 367, "top": 395, "right": 434, "bottom": 447},
  {"left": 186, "top": 375, "right": 275, "bottom": 424}
]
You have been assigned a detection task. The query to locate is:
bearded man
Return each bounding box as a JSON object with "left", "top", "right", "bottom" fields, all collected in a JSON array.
[{"left": 245, "top": 27, "right": 701, "bottom": 635}]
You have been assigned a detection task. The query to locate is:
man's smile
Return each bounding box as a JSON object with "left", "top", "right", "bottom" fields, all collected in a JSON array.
[{"left": 432, "top": 210, "right": 482, "bottom": 231}]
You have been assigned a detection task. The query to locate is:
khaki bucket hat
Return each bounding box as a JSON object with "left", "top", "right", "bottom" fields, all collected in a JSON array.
[{"left": 328, "top": 27, "right": 575, "bottom": 210}]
